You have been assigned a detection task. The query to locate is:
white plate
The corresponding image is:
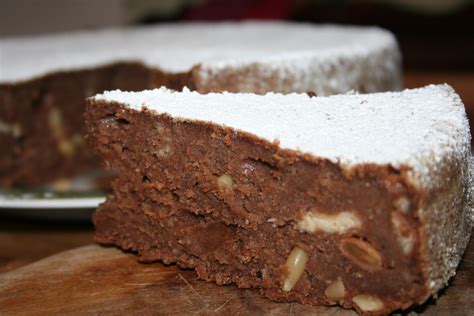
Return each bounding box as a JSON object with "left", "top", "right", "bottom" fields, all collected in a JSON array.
[
  {"left": 0, "top": 194, "right": 105, "bottom": 209},
  {"left": 0, "top": 171, "right": 109, "bottom": 210}
]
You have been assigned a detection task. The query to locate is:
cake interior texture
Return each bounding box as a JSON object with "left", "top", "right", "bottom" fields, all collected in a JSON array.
[
  {"left": 86, "top": 85, "right": 472, "bottom": 314},
  {"left": 0, "top": 63, "right": 193, "bottom": 187},
  {"left": 0, "top": 22, "right": 400, "bottom": 187}
]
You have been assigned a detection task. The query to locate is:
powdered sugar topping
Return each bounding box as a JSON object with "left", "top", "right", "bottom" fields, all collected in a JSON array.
[
  {"left": 93, "top": 84, "right": 471, "bottom": 189},
  {"left": 0, "top": 21, "right": 398, "bottom": 92}
]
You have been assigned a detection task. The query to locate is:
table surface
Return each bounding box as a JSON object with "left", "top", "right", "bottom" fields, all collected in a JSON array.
[
  {"left": 0, "top": 71, "right": 473, "bottom": 313},
  {"left": 0, "top": 240, "right": 472, "bottom": 315}
]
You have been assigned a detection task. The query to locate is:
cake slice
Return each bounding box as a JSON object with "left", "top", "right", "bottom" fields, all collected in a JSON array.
[{"left": 85, "top": 85, "right": 472, "bottom": 314}]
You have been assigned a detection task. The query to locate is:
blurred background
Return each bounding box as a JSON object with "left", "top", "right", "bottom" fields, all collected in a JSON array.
[
  {"left": 1, "top": 0, "right": 473, "bottom": 129},
  {"left": 1, "top": 0, "right": 473, "bottom": 70}
]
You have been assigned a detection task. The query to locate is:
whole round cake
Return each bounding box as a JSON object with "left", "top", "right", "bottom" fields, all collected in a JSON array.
[{"left": 0, "top": 22, "right": 401, "bottom": 187}]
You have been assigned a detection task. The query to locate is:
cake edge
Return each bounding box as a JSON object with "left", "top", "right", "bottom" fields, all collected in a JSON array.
[{"left": 0, "top": 22, "right": 401, "bottom": 96}]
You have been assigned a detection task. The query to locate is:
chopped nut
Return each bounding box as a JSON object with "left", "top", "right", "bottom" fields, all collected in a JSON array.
[
  {"left": 154, "top": 144, "right": 172, "bottom": 157},
  {"left": 58, "top": 140, "right": 75, "bottom": 157},
  {"left": 391, "top": 212, "right": 415, "bottom": 255},
  {"left": 325, "top": 278, "right": 345, "bottom": 302},
  {"left": 283, "top": 247, "right": 309, "bottom": 292},
  {"left": 217, "top": 174, "right": 234, "bottom": 188},
  {"left": 340, "top": 237, "right": 382, "bottom": 271},
  {"left": 51, "top": 178, "right": 71, "bottom": 192},
  {"left": 57, "top": 133, "right": 85, "bottom": 156},
  {"left": 12, "top": 124, "right": 22, "bottom": 138},
  {"left": 0, "top": 120, "right": 22, "bottom": 138},
  {"left": 394, "top": 196, "right": 410, "bottom": 213},
  {"left": 297, "top": 211, "right": 361, "bottom": 234},
  {"left": 49, "top": 107, "right": 78, "bottom": 157},
  {"left": 48, "top": 107, "right": 63, "bottom": 139},
  {"left": 352, "top": 294, "right": 384, "bottom": 312},
  {"left": 398, "top": 235, "right": 414, "bottom": 255}
]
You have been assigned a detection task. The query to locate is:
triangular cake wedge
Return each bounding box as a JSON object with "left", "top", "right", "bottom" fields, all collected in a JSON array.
[{"left": 85, "top": 85, "right": 472, "bottom": 314}]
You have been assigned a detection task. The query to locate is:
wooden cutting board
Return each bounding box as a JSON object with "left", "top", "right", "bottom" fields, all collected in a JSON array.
[{"left": 0, "top": 236, "right": 473, "bottom": 315}]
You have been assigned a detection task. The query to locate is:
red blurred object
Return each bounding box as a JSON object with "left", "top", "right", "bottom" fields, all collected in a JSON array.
[{"left": 184, "top": 0, "right": 293, "bottom": 20}]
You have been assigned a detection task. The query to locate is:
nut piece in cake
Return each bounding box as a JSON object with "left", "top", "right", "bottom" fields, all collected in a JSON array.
[
  {"left": 394, "top": 196, "right": 410, "bottom": 213},
  {"left": 391, "top": 212, "right": 415, "bottom": 255},
  {"left": 325, "top": 278, "right": 346, "bottom": 303},
  {"left": 217, "top": 174, "right": 234, "bottom": 188},
  {"left": 352, "top": 294, "right": 384, "bottom": 312},
  {"left": 0, "top": 120, "right": 22, "bottom": 138},
  {"left": 340, "top": 237, "right": 383, "bottom": 271},
  {"left": 283, "top": 247, "right": 309, "bottom": 292},
  {"left": 297, "top": 211, "right": 361, "bottom": 234}
]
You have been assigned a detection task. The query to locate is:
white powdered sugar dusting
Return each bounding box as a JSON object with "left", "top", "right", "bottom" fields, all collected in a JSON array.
[
  {"left": 93, "top": 84, "right": 471, "bottom": 190},
  {"left": 0, "top": 22, "right": 399, "bottom": 95}
]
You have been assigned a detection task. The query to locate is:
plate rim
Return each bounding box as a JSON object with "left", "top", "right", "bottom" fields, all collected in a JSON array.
[{"left": 0, "top": 196, "right": 105, "bottom": 209}]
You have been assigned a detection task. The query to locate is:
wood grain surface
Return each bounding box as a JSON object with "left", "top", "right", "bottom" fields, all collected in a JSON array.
[
  {"left": 0, "top": 234, "right": 472, "bottom": 315},
  {"left": 0, "top": 218, "right": 94, "bottom": 274}
]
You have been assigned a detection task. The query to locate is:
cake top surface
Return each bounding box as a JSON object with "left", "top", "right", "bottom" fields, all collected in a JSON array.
[
  {"left": 0, "top": 21, "right": 396, "bottom": 84},
  {"left": 93, "top": 84, "right": 471, "bottom": 187}
]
